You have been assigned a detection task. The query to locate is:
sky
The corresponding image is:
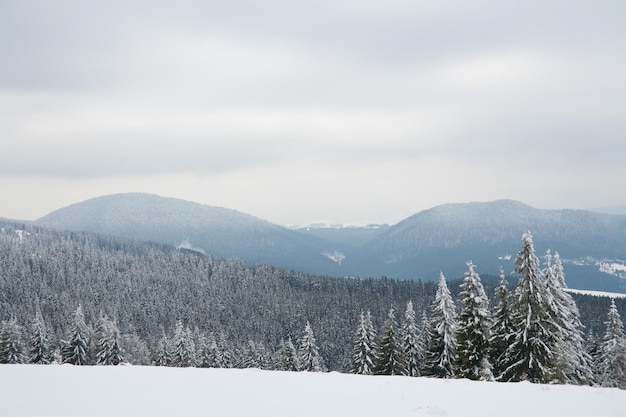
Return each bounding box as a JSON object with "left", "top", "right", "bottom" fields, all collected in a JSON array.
[{"left": 1, "top": 0, "right": 625, "bottom": 226}]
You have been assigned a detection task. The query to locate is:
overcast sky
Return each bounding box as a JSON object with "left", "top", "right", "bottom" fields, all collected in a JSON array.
[{"left": 1, "top": 0, "right": 625, "bottom": 225}]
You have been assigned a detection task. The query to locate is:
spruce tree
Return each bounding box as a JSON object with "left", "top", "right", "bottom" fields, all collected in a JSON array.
[
  {"left": 455, "top": 261, "right": 493, "bottom": 380},
  {"left": 401, "top": 301, "right": 422, "bottom": 377},
  {"left": 0, "top": 317, "right": 25, "bottom": 364},
  {"left": 198, "top": 333, "right": 219, "bottom": 368},
  {"left": 96, "top": 317, "right": 125, "bottom": 365},
  {"left": 416, "top": 310, "right": 430, "bottom": 375},
  {"left": 597, "top": 299, "right": 626, "bottom": 388},
  {"left": 278, "top": 338, "right": 300, "bottom": 371},
  {"left": 298, "top": 321, "right": 325, "bottom": 372},
  {"left": 29, "top": 312, "right": 51, "bottom": 364},
  {"left": 154, "top": 334, "right": 172, "bottom": 366},
  {"left": 216, "top": 332, "right": 233, "bottom": 368},
  {"left": 375, "top": 306, "right": 406, "bottom": 375},
  {"left": 424, "top": 272, "right": 457, "bottom": 378},
  {"left": 62, "top": 305, "right": 90, "bottom": 365},
  {"left": 352, "top": 311, "right": 377, "bottom": 375},
  {"left": 171, "top": 320, "right": 196, "bottom": 367},
  {"left": 240, "top": 340, "right": 261, "bottom": 369},
  {"left": 489, "top": 268, "right": 514, "bottom": 378},
  {"left": 544, "top": 251, "right": 593, "bottom": 385},
  {"left": 499, "top": 232, "right": 560, "bottom": 383}
]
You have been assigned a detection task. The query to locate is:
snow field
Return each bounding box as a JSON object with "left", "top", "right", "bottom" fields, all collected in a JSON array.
[{"left": 1, "top": 365, "right": 625, "bottom": 417}]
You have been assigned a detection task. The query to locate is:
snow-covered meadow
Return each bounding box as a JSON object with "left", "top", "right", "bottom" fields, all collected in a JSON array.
[{"left": 1, "top": 365, "right": 625, "bottom": 417}]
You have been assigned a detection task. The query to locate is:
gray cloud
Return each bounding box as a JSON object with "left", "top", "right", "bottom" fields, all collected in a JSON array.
[{"left": 1, "top": 0, "right": 625, "bottom": 222}]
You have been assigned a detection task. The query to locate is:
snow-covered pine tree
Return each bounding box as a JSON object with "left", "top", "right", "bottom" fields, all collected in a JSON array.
[
  {"left": 0, "top": 317, "right": 25, "bottom": 364},
  {"left": 96, "top": 316, "right": 125, "bottom": 365},
  {"left": 416, "top": 310, "right": 429, "bottom": 375},
  {"left": 171, "top": 320, "right": 196, "bottom": 367},
  {"left": 374, "top": 306, "right": 406, "bottom": 375},
  {"left": 216, "top": 332, "right": 233, "bottom": 368},
  {"left": 455, "top": 261, "right": 493, "bottom": 381},
  {"left": 489, "top": 267, "right": 514, "bottom": 378},
  {"left": 597, "top": 299, "right": 626, "bottom": 388},
  {"left": 198, "top": 332, "right": 220, "bottom": 368},
  {"left": 240, "top": 340, "right": 261, "bottom": 369},
  {"left": 401, "top": 301, "right": 422, "bottom": 377},
  {"left": 62, "top": 305, "right": 90, "bottom": 365},
  {"left": 298, "top": 321, "right": 325, "bottom": 372},
  {"left": 278, "top": 338, "right": 300, "bottom": 371},
  {"left": 29, "top": 312, "right": 51, "bottom": 364},
  {"left": 544, "top": 251, "right": 594, "bottom": 385},
  {"left": 498, "top": 232, "right": 560, "bottom": 383},
  {"left": 585, "top": 330, "right": 602, "bottom": 381},
  {"left": 154, "top": 334, "right": 172, "bottom": 366},
  {"left": 351, "top": 311, "right": 377, "bottom": 375},
  {"left": 424, "top": 272, "right": 458, "bottom": 378}
]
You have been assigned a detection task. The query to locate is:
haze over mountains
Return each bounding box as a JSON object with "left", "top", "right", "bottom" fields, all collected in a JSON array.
[{"left": 35, "top": 193, "right": 626, "bottom": 292}]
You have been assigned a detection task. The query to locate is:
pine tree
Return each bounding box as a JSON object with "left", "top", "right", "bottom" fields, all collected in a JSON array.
[
  {"left": 96, "top": 316, "right": 125, "bottom": 365},
  {"left": 0, "top": 317, "right": 25, "bottom": 364},
  {"left": 29, "top": 312, "right": 51, "bottom": 364},
  {"left": 352, "top": 311, "right": 377, "bottom": 375},
  {"left": 278, "top": 338, "right": 300, "bottom": 371},
  {"left": 455, "top": 261, "right": 493, "bottom": 380},
  {"left": 585, "top": 330, "right": 602, "bottom": 381},
  {"left": 489, "top": 268, "right": 514, "bottom": 378},
  {"left": 597, "top": 299, "right": 626, "bottom": 388},
  {"left": 171, "top": 320, "right": 196, "bottom": 367},
  {"left": 498, "top": 233, "right": 560, "bottom": 383},
  {"left": 375, "top": 306, "right": 406, "bottom": 375},
  {"left": 545, "top": 251, "right": 594, "bottom": 385},
  {"left": 424, "top": 272, "right": 457, "bottom": 378},
  {"left": 416, "top": 310, "right": 429, "bottom": 375},
  {"left": 198, "top": 333, "right": 219, "bottom": 368},
  {"left": 62, "top": 305, "right": 90, "bottom": 365},
  {"left": 298, "top": 321, "right": 325, "bottom": 372},
  {"left": 401, "top": 301, "right": 422, "bottom": 377},
  {"left": 240, "top": 340, "right": 261, "bottom": 369},
  {"left": 154, "top": 334, "right": 172, "bottom": 366},
  {"left": 216, "top": 332, "right": 233, "bottom": 368}
]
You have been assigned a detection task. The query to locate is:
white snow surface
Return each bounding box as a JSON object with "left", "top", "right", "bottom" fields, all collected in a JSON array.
[
  {"left": 565, "top": 288, "right": 626, "bottom": 299},
  {"left": 1, "top": 365, "right": 625, "bottom": 417}
]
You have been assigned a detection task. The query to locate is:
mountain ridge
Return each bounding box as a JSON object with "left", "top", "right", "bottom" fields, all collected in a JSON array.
[{"left": 34, "top": 193, "right": 626, "bottom": 292}]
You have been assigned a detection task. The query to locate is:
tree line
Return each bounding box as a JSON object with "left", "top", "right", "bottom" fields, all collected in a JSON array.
[
  {"left": 1, "top": 222, "right": 625, "bottom": 387},
  {"left": 349, "top": 233, "right": 626, "bottom": 388}
]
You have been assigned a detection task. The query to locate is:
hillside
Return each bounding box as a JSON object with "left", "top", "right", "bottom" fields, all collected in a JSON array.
[
  {"left": 36, "top": 193, "right": 345, "bottom": 276},
  {"left": 2, "top": 365, "right": 625, "bottom": 417},
  {"left": 347, "top": 200, "right": 626, "bottom": 291},
  {"left": 0, "top": 220, "right": 434, "bottom": 371},
  {"left": 34, "top": 195, "right": 626, "bottom": 292}
]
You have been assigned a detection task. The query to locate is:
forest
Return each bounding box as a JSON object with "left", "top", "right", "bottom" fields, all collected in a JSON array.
[{"left": 0, "top": 221, "right": 625, "bottom": 387}]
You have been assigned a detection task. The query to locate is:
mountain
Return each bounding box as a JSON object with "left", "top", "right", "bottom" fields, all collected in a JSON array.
[
  {"left": 35, "top": 195, "right": 626, "bottom": 292},
  {"left": 346, "top": 200, "right": 626, "bottom": 291},
  {"left": 36, "top": 193, "right": 346, "bottom": 276}
]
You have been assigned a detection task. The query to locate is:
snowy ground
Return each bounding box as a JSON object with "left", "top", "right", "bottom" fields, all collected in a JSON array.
[
  {"left": 1, "top": 365, "right": 625, "bottom": 417},
  {"left": 565, "top": 288, "right": 626, "bottom": 299}
]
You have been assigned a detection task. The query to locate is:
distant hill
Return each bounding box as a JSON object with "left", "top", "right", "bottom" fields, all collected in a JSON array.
[
  {"left": 345, "top": 200, "right": 626, "bottom": 291},
  {"left": 36, "top": 193, "right": 345, "bottom": 276},
  {"left": 591, "top": 205, "right": 626, "bottom": 216},
  {"left": 35, "top": 194, "right": 626, "bottom": 292}
]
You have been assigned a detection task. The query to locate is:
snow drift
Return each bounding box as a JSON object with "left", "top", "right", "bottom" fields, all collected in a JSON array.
[{"left": 1, "top": 365, "right": 625, "bottom": 417}]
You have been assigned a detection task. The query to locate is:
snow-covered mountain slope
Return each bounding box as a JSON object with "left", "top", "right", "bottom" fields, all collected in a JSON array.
[
  {"left": 347, "top": 200, "right": 626, "bottom": 291},
  {"left": 1, "top": 365, "right": 624, "bottom": 417},
  {"left": 34, "top": 195, "right": 626, "bottom": 292},
  {"left": 36, "top": 193, "right": 345, "bottom": 276}
]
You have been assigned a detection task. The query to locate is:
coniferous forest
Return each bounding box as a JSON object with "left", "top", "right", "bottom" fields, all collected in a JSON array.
[{"left": 1, "top": 221, "right": 625, "bottom": 388}]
